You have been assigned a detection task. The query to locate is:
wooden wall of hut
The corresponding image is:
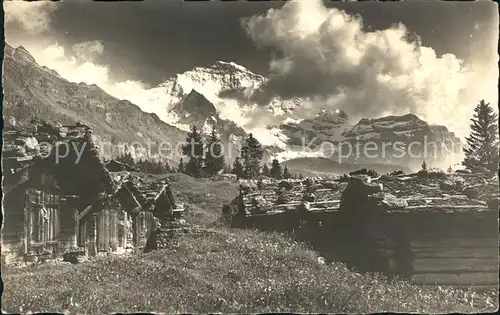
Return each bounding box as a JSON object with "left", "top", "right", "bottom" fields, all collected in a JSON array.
[
  {"left": 58, "top": 197, "right": 79, "bottom": 252},
  {"left": 133, "top": 211, "right": 155, "bottom": 250},
  {"left": 1, "top": 189, "right": 28, "bottom": 264},
  {"left": 387, "top": 210, "right": 498, "bottom": 288},
  {"left": 235, "top": 206, "right": 498, "bottom": 288}
]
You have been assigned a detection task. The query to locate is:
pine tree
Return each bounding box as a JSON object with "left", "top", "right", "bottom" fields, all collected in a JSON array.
[
  {"left": 181, "top": 126, "right": 205, "bottom": 178},
  {"left": 270, "top": 158, "right": 282, "bottom": 179},
  {"left": 232, "top": 157, "right": 244, "bottom": 178},
  {"left": 117, "top": 151, "right": 135, "bottom": 167},
  {"left": 240, "top": 133, "right": 264, "bottom": 179},
  {"left": 283, "top": 166, "right": 291, "bottom": 179},
  {"left": 262, "top": 164, "right": 270, "bottom": 176},
  {"left": 462, "top": 100, "right": 499, "bottom": 173},
  {"left": 447, "top": 165, "right": 453, "bottom": 174},
  {"left": 164, "top": 161, "right": 172, "bottom": 173},
  {"left": 421, "top": 160, "right": 428, "bottom": 172},
  {"left": 204, "top": 127, "right": 226, "bottom": 177},
  {"left": 299, "top": 173, "right": 304, "bottom": 179},
  {"left": 178, "top": 158, "right": 185, "bottom": 173}
]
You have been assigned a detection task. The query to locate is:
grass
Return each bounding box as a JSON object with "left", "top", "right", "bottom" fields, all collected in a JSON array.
[{"left": 2, "top": 173, "right": 498, "bottom": 313}]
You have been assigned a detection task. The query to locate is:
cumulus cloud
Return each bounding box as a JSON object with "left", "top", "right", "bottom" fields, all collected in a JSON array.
[
  {"left": 24, "top": 41, "right": 150, "bottom": 103},
  {"left": 4, "top": 0, "right": 58, "bottom": 33},
  {"left": 241, "top": 0, "right": 497, "bottom": 138}
]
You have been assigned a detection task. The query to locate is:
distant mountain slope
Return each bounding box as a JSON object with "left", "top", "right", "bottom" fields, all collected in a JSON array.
[
  {"left": 281, "top": 157, "right": 413, "bottom": 176},
  {"left": 2, "top": 44, "right": 187, "bottom": 161},
  {"left": 276, "top": 112, "right": 463, "bottom": 170},
  {"left": 171, "top": 89, "right": 247, "bottom": 141}
]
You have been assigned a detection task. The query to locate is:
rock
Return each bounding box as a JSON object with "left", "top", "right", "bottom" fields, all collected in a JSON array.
[
  {"left": 276, "top": 193, "right": 290, "bottom": 204},
  {"left": 305, "top": 183, "right": 321, "bottom": 193},
  {"left": 377, "top": 193, "right": 408, "bottom": 210},
  {"left": 240, "top": 180, "right": 258, "bottom": 194},
  {"left": 278, "top": 180, "right": 294, "bottom": 190},
  {"left": 463, "top": 187, "right": 480, "bottom": 199},
  {"left": 323, "top": 181, "right": 340, "bottom": 191},
  {"left": 302, "top": 192, "right": 316, "bottom": 202},
  {"left": 62, "top": 251, "right": 85, "bottom": 264},
  {"left": 251, "top": 195, "right": 272, "bottom": 214},
  {"left": 439, "top": 181, "right": 455, "bottom": 191},
  {"left": 455, "top": 169, "right": 472, "bottom": 174}
]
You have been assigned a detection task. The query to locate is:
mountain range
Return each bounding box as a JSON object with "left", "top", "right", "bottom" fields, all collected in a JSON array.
[{"left": 2, "top": 44, "right": 464, "bottom": 172}]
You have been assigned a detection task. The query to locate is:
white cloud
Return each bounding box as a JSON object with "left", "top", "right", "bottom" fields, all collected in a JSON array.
[
  {"left": 24, "top": 41, "right": 150, "bottom": 103},
  {"left": 242, "top": 0, "right": 498, "bottom": 138},
  {"left": 4, "top": 0, "right": 58, "bottom": 33}
]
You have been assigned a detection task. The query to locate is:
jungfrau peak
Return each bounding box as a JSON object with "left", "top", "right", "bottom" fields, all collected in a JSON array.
[
  {"left": 149, "top": 60, "right": 265, "bottom": 107},
  {"left": 137, "top": 60, "right": 302, "bottom": 129}
]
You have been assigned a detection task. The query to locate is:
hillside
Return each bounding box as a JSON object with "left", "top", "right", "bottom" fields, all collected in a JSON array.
[{"left": 2, "top": 44, "right": 187, "bottom": 161}]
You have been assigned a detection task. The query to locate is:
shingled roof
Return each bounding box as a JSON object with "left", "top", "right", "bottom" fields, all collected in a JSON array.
[
  {"left": 3, "top": 120, "right": 115, "bottom": 198},
  {"left": 111, "top": 172, "right": 182, "bottom": 221},
  {"left": 2, "top": 120, "right": 183, "bottom": 220}
]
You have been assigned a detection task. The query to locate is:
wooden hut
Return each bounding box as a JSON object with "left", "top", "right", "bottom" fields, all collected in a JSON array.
[{"left": 1, "top": 121, "right": 183, "bottom": 264}]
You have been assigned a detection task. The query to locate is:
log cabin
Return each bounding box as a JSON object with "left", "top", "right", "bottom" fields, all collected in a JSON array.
[{"left": 1, "top": 121, "right": 182, "bottom": 265}]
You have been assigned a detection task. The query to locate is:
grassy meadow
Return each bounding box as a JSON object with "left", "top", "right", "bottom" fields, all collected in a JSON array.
[{"left": 2, "top": 173, "right": 498, "bottom": 313}]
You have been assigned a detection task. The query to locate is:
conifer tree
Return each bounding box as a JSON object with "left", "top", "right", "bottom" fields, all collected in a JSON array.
[
  {"left": 178, "top": 157, "right": 185, "bottom": 173},
  {"left": 117, "top": 151, "right": 135, "bottom": 167},
  {"left": 232, "top": 157, "right": 244, "bottom": 178},
  {"left": 181, "top": 125, "right": 205, "bottom": 178},
  {"left": 421, "top": 160, "right": 428, "bottom": 172},
  {"left": 240, "top": 133, "right": 264, "bottom": 179},
  {"left": 164, "top": 161, "right": 172, "bottom": 173},
  {"left": 262, "top": 164, "right": 270, "bottom": 176},
  {"left": 270, "top": 158, "right": 282, "bottom": 179},
  {"left": 462, "top": 100, "right": 499, "bottom": 173},
  {"left": 283, "top": 166, "right": 291, "bottom": 179},
  {"left": 204, "top": 127, "right": 226, "bottom": 177}
]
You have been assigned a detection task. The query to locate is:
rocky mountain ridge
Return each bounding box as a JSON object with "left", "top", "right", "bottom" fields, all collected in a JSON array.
[{"left": 2, "top": 43, "right": 187, "bottom": 162}]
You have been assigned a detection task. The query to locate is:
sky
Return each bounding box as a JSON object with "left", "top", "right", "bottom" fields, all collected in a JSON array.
[{"left": 3, "top": 0, "right": 499, "bottom": 138}]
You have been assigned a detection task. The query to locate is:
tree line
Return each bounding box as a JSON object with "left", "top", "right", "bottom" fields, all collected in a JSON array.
[
  {"left": 178, "top": 125, "right": 226, "bottom": 178},
  {"left": 115, "top": 151, "right": 174, "bottom": 174},
  {"left": 420, "top": 100, "right": 498, "bottom": 174}
]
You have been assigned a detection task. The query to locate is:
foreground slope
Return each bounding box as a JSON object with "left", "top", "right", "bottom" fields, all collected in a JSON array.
[{"left": 2, "top": 174, "right": 497, "bottom": 313}]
